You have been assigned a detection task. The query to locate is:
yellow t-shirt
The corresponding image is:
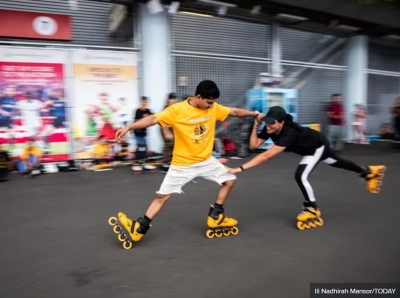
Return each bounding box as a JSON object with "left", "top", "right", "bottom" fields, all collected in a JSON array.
[
  {"left": 154, "top": 99, "right": 231, "bottom": 166},
  {"left": 93, "top": 144, "right": 111, "bottom": 157},
  {"left": 21, "top": 147, "right": 42, "bottom": 160}
]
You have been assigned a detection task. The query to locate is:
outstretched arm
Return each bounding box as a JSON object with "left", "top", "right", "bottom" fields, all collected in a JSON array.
[
  {"left": 116, "top": 115, "right": 158, "bottom": 142},
  {"left": 229, "top": 108, "right": 263, "bottom": 120},
  {"left": 225, "top": 145, "right": 286, "bottom": 174}
]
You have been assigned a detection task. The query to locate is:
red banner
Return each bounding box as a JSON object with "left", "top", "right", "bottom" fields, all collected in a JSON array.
[
  {"left": 0, "top": 61, "right": 70, "bottom": 162},
  {"left": 0, "top": 9, "right": 71, "bottom": 41}
]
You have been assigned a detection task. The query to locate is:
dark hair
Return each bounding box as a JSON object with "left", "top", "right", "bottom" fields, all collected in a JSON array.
[
  {"left": 331, "top": 93, "right": 341, "bottom": 98},
  {"left": 278, "top": 114, "right": 302, "bottom": 131},
  {"left": 195, "top": 80, "right": 220, "bottom": 100},
  {"left": 141, "top": 96, "right": 148, "bottom": 101}
]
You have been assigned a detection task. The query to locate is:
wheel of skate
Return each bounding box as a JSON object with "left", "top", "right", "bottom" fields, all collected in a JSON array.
[
  {"left": 296, "top": 221, "right": 306, "bottom": 231},
  {"left": 377, "top": 173, "right": 384, "bottom": 179},
  {"left": 215, "top": 230, "right": 223, "bottom": 238},
  {"left": 380, "top": 166, "right": 386, "bottom": 172},
  {"left": 371, "top": 187, "right": 380, "bottom": 194},
  {"left": 113, "top": 225, "right": 121, "bottom": 234},
  {"left": 108, "top": 217, "right": 117, "bottom": 226},
  {"left": 308, "top": 221, "right": 317, "bottom": 228},
  {"left": 205, "top": 230, "right": 215, "bottom": 239},
  {"left": 376, "top": 180, "right": 382, "bottom": 186},
  {"left": 118, "top": 234, "right": 126, "bottom": 242},
  {"left": 123, "top": 241, "right": 133, "bottom": 250},
  {"left": 223, "top": 230, "right": 231, "bottom": 237},
  {"left": 314, "top": 218, "right": 324, "bottom": 227},
  {"left": 230, "top": 227, "right": 239, "bottom": 235}
]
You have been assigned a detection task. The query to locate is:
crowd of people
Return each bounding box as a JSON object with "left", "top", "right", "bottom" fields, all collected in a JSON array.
[{"left": 1, "top": 86, "right": 398, "bottom": 183}]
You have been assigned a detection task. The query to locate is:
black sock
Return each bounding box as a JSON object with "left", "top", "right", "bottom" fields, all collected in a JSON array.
[
  {"left": 143, "top": 215, "right": 152, "bottom": 223},
  {"left": 304, "top": 201, "right": 318, "bottom": 209},
  {"left": 214, "top": 203, "right": 223, "bottom": 209}
]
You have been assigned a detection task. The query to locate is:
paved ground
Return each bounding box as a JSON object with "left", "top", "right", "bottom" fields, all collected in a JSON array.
[{"left": 1, "top": 144, "right": 399, "bottom": 298}]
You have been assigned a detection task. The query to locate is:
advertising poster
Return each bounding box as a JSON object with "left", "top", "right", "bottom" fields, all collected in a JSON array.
[
  {"left": 0, "top": 47, "right": 69, "bottom": 162},
  {"left": 71, "top": 50, "right": 139, "bottom": 158}
]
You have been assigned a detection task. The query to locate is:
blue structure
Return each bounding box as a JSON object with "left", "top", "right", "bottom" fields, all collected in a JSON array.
[{"left": 246, "top": 87, "right": 298, "bottom": 150}]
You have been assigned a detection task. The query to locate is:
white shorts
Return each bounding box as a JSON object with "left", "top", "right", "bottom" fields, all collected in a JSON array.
[{"left": 157, "top": 156, "right": 236, "bottom": 195}]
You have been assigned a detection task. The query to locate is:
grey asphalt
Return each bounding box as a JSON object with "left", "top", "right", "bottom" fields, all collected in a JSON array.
[{"left": 1, "top": 144, "right": 399, "bottom": 298}]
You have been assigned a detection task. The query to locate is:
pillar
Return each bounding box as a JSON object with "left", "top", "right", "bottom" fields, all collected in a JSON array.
[
  {"left": 139, "top": 4, "right": 172, "bottom": 153},
  {"left": 271, "top": 22, "right": 282, "bottom": 76},
  {"left": 343, "top": 35, "right": 368, "bottom": 140}
]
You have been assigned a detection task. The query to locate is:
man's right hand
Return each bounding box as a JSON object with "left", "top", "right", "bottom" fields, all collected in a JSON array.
[{"left": 116, "top": 127, "right": 129, "bottom": 143}]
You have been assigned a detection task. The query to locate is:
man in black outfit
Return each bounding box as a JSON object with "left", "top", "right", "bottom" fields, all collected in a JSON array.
[
  {"left": 225, "top": 106, "right": 386, "bottom": 230},
  {"left": 133, "top": 96, "right": 153, "bottom": 154}
]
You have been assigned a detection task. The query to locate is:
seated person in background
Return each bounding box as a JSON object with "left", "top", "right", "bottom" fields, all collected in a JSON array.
[
  {"left": 92, "top": 135, "right": 114, "bottom": 170},
  {"left": 379, "top": 123, "right": 395, "bottom": 140},
  {"left": 0, "top": 143, "right": 12, "bottom": 181},
  {"left": 114, "top": 138, "right": 133, "bottom": 163},
  {"left": 17, "top": 139, "right": 43, "bottom": 176}
]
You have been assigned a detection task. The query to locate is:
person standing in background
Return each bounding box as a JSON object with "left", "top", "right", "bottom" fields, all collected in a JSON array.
[
  {"left": 326, "top": 94, "right": 345, "bottom": 153},
  {"left": 133, "top": 96, "right": 152, "bottom": 149},
  {"left": 160, "top": 93, "right": 177, "bottom": 167},
  {"left": 352, "top": 104, "right": 367, "bottom": 144},
  {"left": 390, "top": 97, "right": 400, "bottom": 140}
]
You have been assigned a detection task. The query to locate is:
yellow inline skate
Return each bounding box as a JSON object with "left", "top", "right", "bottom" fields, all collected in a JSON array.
[
  {"left": 205, "top": 205, "right": 239, "bottom": 238},
  {"left": 296, "top": 206, "right": 324, "bottom": 231},
  {"left": 360, "top": 165, "right": 386, "bottom": 194},
  {"left": 108, "top": 212, "right": 151, "bottom": 250}
]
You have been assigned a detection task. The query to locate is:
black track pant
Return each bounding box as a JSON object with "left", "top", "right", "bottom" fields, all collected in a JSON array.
[{"left": 294, "top": 144, "right": 363, "bottom": 205}]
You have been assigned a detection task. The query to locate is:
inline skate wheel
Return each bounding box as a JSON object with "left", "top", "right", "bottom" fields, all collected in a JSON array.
[
  {"left": 308, "top": 221, "right": 317, "bottom": 228},
  {"left": 205, "top": 230, "right": 215, "bottom": 239},
  {"left": 113, "top": 225, "right": 121, "bottom": 234},
  {"left": 230, "top": 227, "right": 239, "bottom": 235},
  {"left": 118, "top": 234, "right": 126, "bottom": 242},
  {"left": 108, "top": 217, "right": 117, "bottom": 226},
  {"left": 314, "top": 218, "right": 324, "bottom": 227},
  {"left": 371, "top": 187, "right": 380, "bottom": 194},
  {"left": 296, "top": 221, "right": 306, "bottom": 230},
  {"left": 215, "top": 230, "right": 223, "bottom": 238},
  {"left": 223, "top": 230, "right": 231, "bottom": 236},
  {"left": 123, "top": 241, "right": 133, "bottom": 250}
]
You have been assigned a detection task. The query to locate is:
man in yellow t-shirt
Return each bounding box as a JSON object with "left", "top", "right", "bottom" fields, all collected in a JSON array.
[{"left": 113, "top": 80, "right": 265, "bottom": 246}]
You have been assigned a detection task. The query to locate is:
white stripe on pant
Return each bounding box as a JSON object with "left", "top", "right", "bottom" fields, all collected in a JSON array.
[{"left": 295, "top": 145, "right": 340, "bottom": 202}]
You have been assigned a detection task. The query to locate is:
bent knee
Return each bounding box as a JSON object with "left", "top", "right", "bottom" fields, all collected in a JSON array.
[
  {"left": 155, "top": 193, "right": 171, "bottom": 201},
  {"left": 223, "top": 179, "right": 236, "bottom": 188}
]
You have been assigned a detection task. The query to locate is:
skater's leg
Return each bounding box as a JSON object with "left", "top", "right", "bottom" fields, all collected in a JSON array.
[
  {"left": 118, "top": 163, "right": 195, "bottom": 242},
  {"left": 294, "top": 146, "right": 324, "bottom": 220},
  {"left": 215, "top": 179, "right": 235, "bottom": 205},
  {"left": 322, "top": 147, "right": 364, "bottom": 173},
  {"left": 322, "top": 146, "right": 386, "bottom": 193},
  {"left": 200, "top": 157, "right": 238, "bottom": 232},
  {"left": 144, "top": 193, "right": 172, "bottom": 219}
]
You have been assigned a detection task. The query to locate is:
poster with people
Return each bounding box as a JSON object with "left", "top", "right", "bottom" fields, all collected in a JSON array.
[
  {"left": 71, "top": 50, "right": 139, "bottom": 158},
  {"left": 0, "top": 47, "right": 70, "bottom": 162}
]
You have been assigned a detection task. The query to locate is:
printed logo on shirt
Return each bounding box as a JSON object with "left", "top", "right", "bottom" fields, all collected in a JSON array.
[
  {"left": 189, "top": 117, "right": 210, "bottom": 123},
  {"left": 191, "top": 123, "right": 208, "bottom": 144}
]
